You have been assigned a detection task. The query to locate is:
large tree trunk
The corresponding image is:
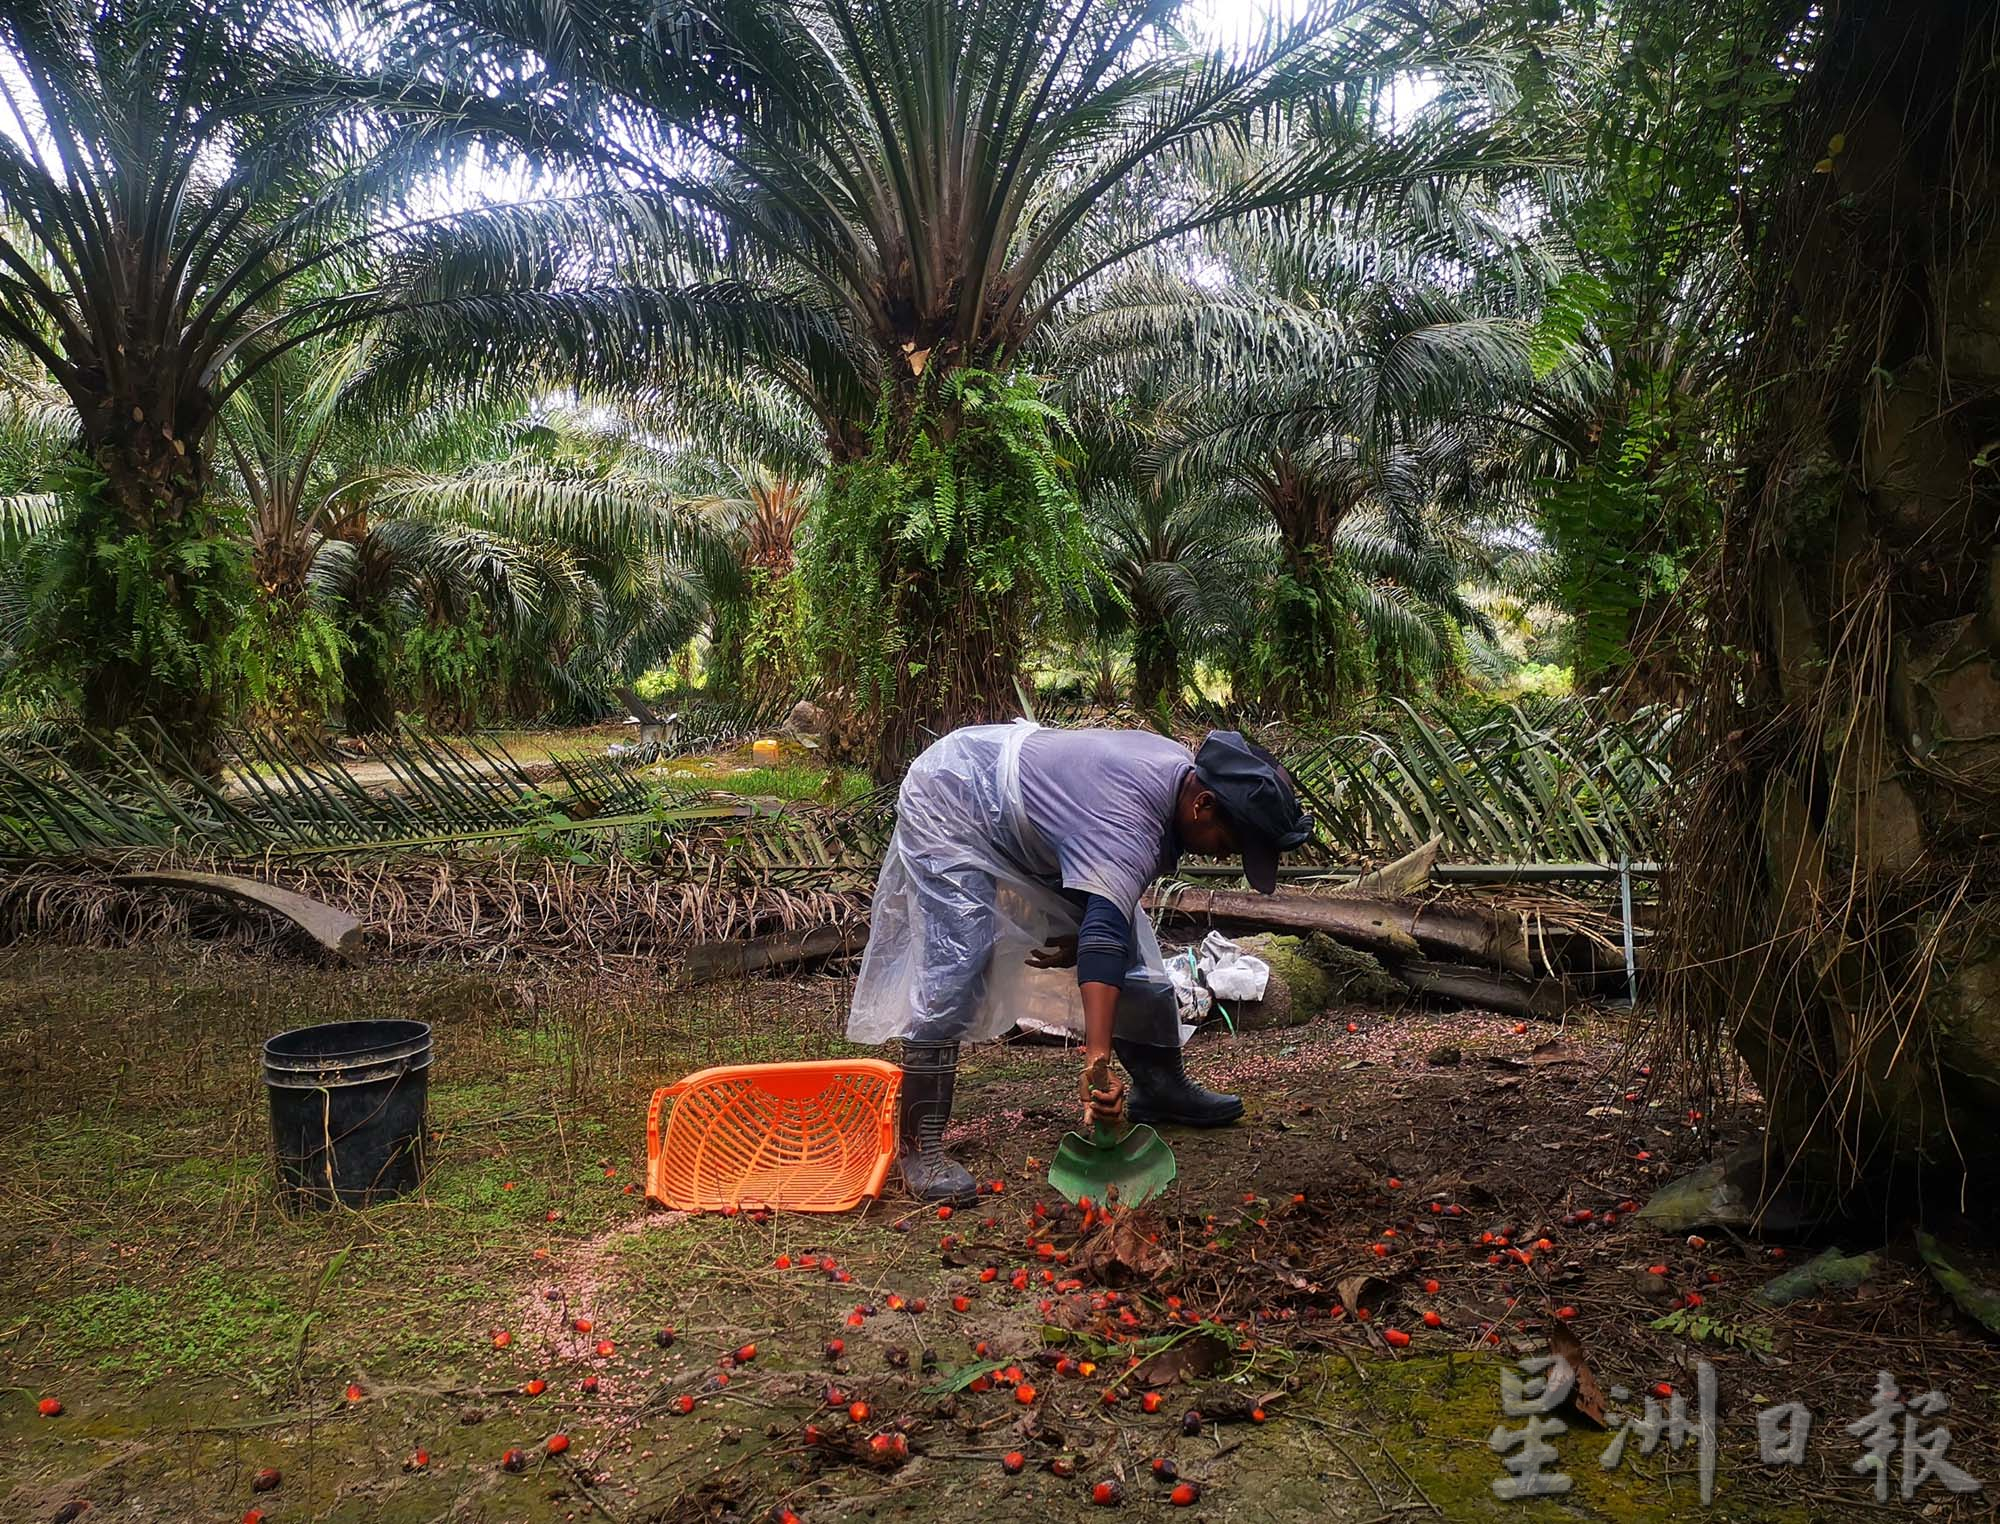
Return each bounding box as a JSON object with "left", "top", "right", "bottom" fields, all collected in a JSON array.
[
  {"left": 1674, "top": 0, "right": 2000, "bottom": 1207},
  {"left": 706, "top": 612, "right": 746, "bottom": 694},
  {"left": 249, "top": 496, "right": 313, "bottom": 607},
  {"left": 245, "top": 522, "right": 330, "bottom": 737},
  {"left": 339, "top": 636, "right": 397, "bottom": 736},
  {"left": 1264, "top": 538, "right": 1358, "bottom": 718},
  {"left": 869, "top": 572, "right": 1025, "bottom": 781},
  {"left": 74, "top": 413, "right": 234, "bottom": 774},
  {"left": 1132, "top": 620, "right": 1179, "bottom": 714},
  {"left": 328, "top": 528, "right": 399, "bottom": 736},
  {"left": 814, "top": 363, "right": 1049, "bottom": 781}
]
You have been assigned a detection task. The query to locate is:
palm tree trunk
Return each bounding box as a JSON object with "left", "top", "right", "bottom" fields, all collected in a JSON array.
[
  {"left": 1267, "top": 539, "right": 1355, "bottom": 718},
  {"left": 871, "top": 571, "right": 1024, "bottom": 781},
  {"left": 1133, "top": 623, "right": 1180, "bottom": 713},
  {"left": 336, "top": 596, "right": 397, "bottom": 737},
  {"left": 76, "top": 415, "right": 234, "bottom": 773},
  {"left": 339, "top": 638, "right": 397, "bottom": 735},
  {"left": 246, "top": 531, "right": 329, "bottom": 736},
  {"left": 818, "top": 364, "right": 1049, "bottom": 781},
  {"left": 1673, "top": 0, "right": 2000, "bottom": 1204},
  {"left": 252, "top": 530, "right": 315, "bottom": 607},
  {"left": 707, "top": 614, "right": 746, "bottom": 693}
]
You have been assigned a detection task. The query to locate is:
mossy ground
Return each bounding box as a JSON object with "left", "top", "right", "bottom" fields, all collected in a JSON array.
[
  {"left": 1303, "top": 1351, "right": 1826, "bottom": 1524},
  {"left": 1, "top": 944, "right": 1990, "bottom": 1522}
]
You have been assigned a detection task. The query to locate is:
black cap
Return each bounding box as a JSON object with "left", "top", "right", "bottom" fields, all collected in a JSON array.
[{"left": 1192, "top": 730, "right": 1314, "bottom": 893}]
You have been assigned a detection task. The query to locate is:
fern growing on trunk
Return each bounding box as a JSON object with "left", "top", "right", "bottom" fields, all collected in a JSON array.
[{"left": 802, "top": 368, "right": 1098, "bottom": 776}]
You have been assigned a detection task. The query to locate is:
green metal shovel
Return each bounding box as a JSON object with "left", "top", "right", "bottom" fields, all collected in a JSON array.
[
  {"left": 1047, "top": 1059, "right": 1178, "bottom": 1207},
  {"left": 1048, "top": 1118, "right": 1178, "bottom": 1207}
]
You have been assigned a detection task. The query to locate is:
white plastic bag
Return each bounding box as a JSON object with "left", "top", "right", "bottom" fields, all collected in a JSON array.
[
  {"left": 1164, "top": 946, "right": 1213, "bottom": 1026},
  {"left": 1197, "top": 930, "right": 1271, "bottom": 1003}
]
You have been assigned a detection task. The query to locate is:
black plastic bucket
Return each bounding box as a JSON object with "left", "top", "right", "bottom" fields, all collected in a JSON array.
[{"left": 264, "top": 1020, "right": 432, "bottom": 1210}]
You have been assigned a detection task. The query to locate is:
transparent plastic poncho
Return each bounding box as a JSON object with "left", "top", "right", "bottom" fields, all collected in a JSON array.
[{"left": 846, "top": 721, "right": 1179, "bottom": 1047}]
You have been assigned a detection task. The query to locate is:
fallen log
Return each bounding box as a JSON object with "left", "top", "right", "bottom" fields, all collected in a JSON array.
[
  {"left": 1148, "top": 885, "right": 1531, "bottom": 977},
  {"left": 673, "top": 909, "right": 1585, "bottom": 1023},
  {"left": 110, "top": 870, "right": 364, "bottom": 962},
  {"left": 1391, "top": 959, "right": 1572, "bottom": 1019},
  {"left": 682, "top": 922, "right": 866, "bottom": 982}
]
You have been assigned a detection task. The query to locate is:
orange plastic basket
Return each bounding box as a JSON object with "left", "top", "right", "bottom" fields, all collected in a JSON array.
[{"left": 645, "top": 1059, "right": 902, "bottom": 1213}]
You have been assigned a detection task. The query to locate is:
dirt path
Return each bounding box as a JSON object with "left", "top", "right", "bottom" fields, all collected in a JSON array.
[
  {"left": 220, "top": 746, "right": 567, "bottom": 799},
  {"left": 224, "top": 757, "right": 408, "bottom": 795},
  {"left": 0, "top": 946, "right": 1991, "bottom": 1523}
]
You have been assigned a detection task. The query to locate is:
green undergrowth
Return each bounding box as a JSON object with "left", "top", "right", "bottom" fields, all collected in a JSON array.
[
  {"left": 47, "top": 1273, "right": 296, "bottom": 1386},
  {"left": 666, "top": 761, "right": 868, "bottom": 802},
  {"left": 0, "top": 944, "right": 868, "bottom": 1408}
]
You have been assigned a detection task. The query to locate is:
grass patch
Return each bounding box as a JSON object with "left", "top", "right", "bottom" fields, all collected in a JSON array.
[
  {"left": 667, "top": 762, "right": 870, "bottom": 803},
  {"left": 49, "top": 1272, "right": 297, "bottom": 1386}
]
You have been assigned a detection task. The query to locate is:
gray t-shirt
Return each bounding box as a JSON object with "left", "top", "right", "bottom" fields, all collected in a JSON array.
[{"left": 1016, "top": 727, "right": 1191, "bottom": 921}]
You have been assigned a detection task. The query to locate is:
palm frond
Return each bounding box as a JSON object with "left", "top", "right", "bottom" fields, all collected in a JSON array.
[
  {"left": 0, "top": 490, "right": 71, "bottom": 543},
  {"left": 1291, "top": 700, "right": 1679, "bottom": 863},
  {"left": 364, "top": 459, "right": 706, "bottom": 569}
]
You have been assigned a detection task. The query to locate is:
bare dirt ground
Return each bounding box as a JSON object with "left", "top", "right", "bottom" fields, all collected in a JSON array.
[{"left": 1, "top": 942, "right": 1994, "bottom": 1524}]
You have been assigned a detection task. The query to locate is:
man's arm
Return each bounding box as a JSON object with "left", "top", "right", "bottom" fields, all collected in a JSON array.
[
  {"left": 1075, "top": 893, "right": 1130, "bottom": 985},
  {"left": 1076, "top": 894, "right": 1130, "bottom": 1122}
]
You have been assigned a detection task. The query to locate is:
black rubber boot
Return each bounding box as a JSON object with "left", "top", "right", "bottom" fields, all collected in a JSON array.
[
  {"left": 1115, "top": 1038, "right": 1243, "bottom": 1127},
  {"left": 897, "top": 1040, "right": 978, "bottom": 1204}
]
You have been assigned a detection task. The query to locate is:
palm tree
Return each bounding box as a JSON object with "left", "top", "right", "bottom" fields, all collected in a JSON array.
[
  {"left": 1080, "top": 483, "right": 1264, "bottom": 714},
  {"left": 13, "top": 328, "right": 715, "bottom": 736},
  {"left": 0, "top": 348, "right": 74, "bottom": 542},
  {"left": 0, "top": 1, "right": 695, "bottom": 765},
  {"left": 1645, "top": 0, "right": 2000, "bottom": 1202},
  {"left": 1514, "top": 263, "right": 1739, "bottom": 701},
  {"left": 0, "top": 3, "right": 341, "bottom": 759},
  {"left": 215, "top": 330, "right": 535, "bottom": 727},
  {"left": 386, "top": 0, "right": 1539, "bottom": 769},
  {"left": 322, "top": 405, "right": 718, "bottom": 730},
  {"left": 0, "top": 347, "right": 77, "bottom": 702},
  {"left": 1074, "top": 245, "right": 1535, "bottom": 712},
  {"left": 1442, "top": 3, "right": 1747, "bottom": 704},
  {"left": 613, "top": 376, "right": 828, "bottom": 704},
  {"left": 692, "top": 465, "right": 815, "bottom": 700}
]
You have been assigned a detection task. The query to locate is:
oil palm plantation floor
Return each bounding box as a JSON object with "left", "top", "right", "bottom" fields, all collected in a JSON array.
[{"left": 0, "top": 945, "right": 1991, "bottom": 1523}]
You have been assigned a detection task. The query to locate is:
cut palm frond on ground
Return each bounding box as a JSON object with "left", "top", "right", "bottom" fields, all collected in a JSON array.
[
  {"left": 0, "top": 698, "right": 1673, "bottom": 872},
  {"left": 0, "top": 852, "right": 872, "bottom": 965}
]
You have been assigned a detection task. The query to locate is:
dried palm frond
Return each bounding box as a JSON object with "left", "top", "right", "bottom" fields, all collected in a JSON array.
[
  {"left": 0, "top": 848, "right": 874, "bottom": 967},
  {"left": 0, "top": 697, "right": 1673, "bottom": 903},
  {"left": 0, "top": 722, "right": 720, "bottom": 857}
]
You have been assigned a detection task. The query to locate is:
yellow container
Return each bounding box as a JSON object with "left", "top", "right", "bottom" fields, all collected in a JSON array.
[{"left": 751, "top": 737, "right": 782, "bottom": 763}]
